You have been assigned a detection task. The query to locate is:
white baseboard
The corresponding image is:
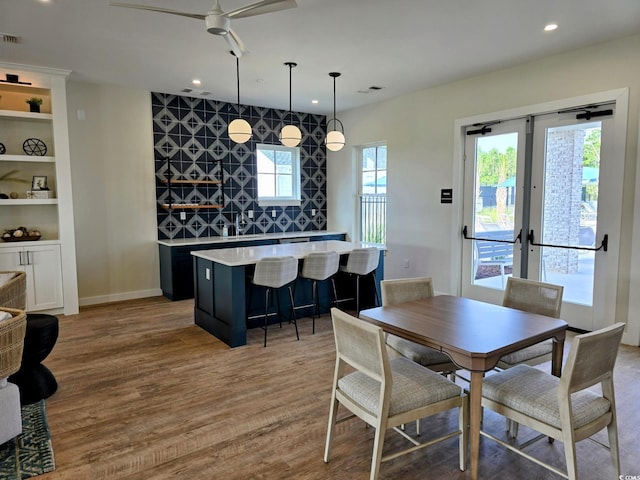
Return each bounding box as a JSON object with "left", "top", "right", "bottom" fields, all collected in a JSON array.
[{"left": 79, "top": 288, "right": 163, "bottom": 307}]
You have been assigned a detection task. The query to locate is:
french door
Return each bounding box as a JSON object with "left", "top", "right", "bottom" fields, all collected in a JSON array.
[{"left": 460, "top": 97, "right": 625, "bottom": 331}]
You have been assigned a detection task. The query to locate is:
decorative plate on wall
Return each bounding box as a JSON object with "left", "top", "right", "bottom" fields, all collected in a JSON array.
[
  {"left": 0, "top": 142, "right": 5, "bottom": 154},
  {"left": 23, "top": 138, "right": 47, "bottom": 156}
]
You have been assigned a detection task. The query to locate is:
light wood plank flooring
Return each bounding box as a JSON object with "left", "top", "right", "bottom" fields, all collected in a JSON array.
[{"left": 35, "top": 296, "right": 639, "bottom": 479}]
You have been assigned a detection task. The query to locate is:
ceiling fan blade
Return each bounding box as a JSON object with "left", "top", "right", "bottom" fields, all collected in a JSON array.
[
  {"left": 226, "top": 0, "right": 297, "bottom": 19},
  {"left": 225, "top": 29, "right": 247, "bottom": 58},
  {"left": 109, "top": 2, "right": 206, "bottom": 20}
]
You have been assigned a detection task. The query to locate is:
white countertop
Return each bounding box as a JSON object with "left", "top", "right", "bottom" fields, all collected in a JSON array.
[
  {"left": 157, "top": 230, "right": 346, "bottom": 247},
  {"left": 191, "top": 240, "right": 384, "bottom": 267}
]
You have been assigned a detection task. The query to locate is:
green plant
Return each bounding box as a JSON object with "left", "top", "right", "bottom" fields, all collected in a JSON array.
[{"left": 25, "top": 97, "right": 43, "bottom": 106}]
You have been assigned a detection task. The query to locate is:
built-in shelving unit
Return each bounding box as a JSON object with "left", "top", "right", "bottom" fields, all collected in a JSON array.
[{"left": 0, "top": 62, "right": 79, "bottom": 315}]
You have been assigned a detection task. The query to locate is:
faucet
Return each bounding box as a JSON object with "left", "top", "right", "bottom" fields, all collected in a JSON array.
[{"left": 234, "top": 214, "right": 241, "bottom": 237}]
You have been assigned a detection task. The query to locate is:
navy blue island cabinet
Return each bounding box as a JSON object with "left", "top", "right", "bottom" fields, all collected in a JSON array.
[
  {"left": 158, "top": 232, "right": 346, "bottom": 301},
  {"left": 192, "top": 239, "right": 384, "bottom": 348}
]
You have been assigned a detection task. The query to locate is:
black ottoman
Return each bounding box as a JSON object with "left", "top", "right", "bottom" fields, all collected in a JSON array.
[{"left": 9, "top": 313, "right": 59, "bottom": 405}]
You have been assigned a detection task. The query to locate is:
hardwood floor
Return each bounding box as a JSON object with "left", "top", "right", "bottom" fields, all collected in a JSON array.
[{"left": 36, "top": 296, "right": 639, "bottom": 480}]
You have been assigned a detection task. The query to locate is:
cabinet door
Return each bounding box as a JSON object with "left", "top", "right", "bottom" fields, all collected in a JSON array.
[
  {"left": 0, "top": 247, "right": 25, "bottom": 271},
  {"left": 27, "top": 244, "right": 63, "bottom": 311}
]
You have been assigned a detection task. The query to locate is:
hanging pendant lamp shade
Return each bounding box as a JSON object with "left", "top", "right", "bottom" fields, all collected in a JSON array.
[
  {"left": 279, "top": 62, "right": 302, "bottom": 147},
  {"left": 228, "top": 54, "right": 252, "bottom": 144},
  {"left": 325, "top": 72, "right": 345, "bottom": 152}
]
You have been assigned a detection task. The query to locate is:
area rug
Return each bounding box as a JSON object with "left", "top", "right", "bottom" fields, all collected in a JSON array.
[{"left": 0, "top": 400, "right": 55, "bottom": 480}]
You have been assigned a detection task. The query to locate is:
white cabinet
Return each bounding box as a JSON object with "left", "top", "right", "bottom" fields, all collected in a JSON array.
[
  {"left": 0, "top": 243, "right": 63, "bottom": 311},
  {"left": 0, "top": 62, "right": 78, "bottom": 314}
]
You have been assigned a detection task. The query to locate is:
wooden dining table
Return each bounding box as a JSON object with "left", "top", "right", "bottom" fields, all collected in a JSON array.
[{"left": 358, "top": 295, "right": 568, "bottom": 480}]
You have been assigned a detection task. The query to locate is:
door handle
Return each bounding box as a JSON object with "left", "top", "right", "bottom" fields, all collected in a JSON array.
[{"left": 528, "top": 230, "right": 608, "bottom": 252}]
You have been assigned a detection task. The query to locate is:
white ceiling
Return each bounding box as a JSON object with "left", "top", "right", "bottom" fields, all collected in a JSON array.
[{"left": 2, "top": 0, "right": 640, "bottom": 115}]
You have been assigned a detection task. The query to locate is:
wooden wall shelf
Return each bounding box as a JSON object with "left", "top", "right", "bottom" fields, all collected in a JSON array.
[
  {"left": 160, "top": 179, "right": 222, "bottom": 185},
  {"left": 161, "top": 204, "right": 223, "bottom": 210}
]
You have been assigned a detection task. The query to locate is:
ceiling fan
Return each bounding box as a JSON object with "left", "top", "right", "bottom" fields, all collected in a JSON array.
[{"left": 110, "top": 0, "right": 298, "bottom": 57}]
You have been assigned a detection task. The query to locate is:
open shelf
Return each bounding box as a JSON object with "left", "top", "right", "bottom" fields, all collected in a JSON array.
[
  {"left": 0, "top": 154, "right": 55, "bottom": 163},
  {"left": 0, "top": 109, "right": 53, "bottom": 121},
  {"left": 161, "top": 204, "right": 223, "bottom": 210},
  {"left": 160, "top": 179, "right": 222, "bottom": 185},
  {"left": 1, "top": 199, "right": 58, "bottom": 205}
]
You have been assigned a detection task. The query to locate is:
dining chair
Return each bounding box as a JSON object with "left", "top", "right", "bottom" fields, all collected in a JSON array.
[
  {"left": 498, "top": 276, "right": 564, "bottom": 435},
  {"left": 381, "top": 277, "right": 458, "bottom": 375},
  {"left": 381, "top": 277, "right": 460, "bottom": 435},
  {"left": 324, "top": 308, "right": 468, "bottom": 480},
  {"left": 295, "top": 251, "right": 340, "bottom": 333},
  {"left": 247, "top": 256, "right": 299, "bottom": 347},
  {"left": 334, "top": 247, "right": 380, "bottom": 317},
  {"left": 498, "top": 277, "right": 564, "bottom": 369},
  {"left": 480, "top": 322, "right": 625, "bottom": 480}
]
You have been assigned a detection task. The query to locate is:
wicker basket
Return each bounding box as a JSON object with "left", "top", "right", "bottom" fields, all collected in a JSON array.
[
  {"left": 0, "top": 308, "right": 27, "bottom": 378},
  {"left": 0, "top": 271, "right": 27, "bottom": 310}
]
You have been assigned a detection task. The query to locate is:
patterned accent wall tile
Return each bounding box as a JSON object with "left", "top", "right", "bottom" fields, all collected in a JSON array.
[{"left": 152, "top": 92, "right": 327, "bottom": 240}]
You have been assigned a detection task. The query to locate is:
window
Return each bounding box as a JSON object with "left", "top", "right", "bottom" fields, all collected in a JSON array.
[
  {"left": 359, "top": 144, "right": 387, "bottom": 245},
  {"left": 256, "top": 144, "right": 301, "bottom": 206}
]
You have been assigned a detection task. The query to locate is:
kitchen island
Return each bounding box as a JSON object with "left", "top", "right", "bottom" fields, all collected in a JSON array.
[
  {"left": 192, "top": 240, "right": 384, "bottom": 347},
  {"left": 158, "top": 231, "right": 346, "bottom": 300}
]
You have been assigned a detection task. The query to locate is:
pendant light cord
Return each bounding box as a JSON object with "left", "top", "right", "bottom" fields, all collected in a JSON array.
[
  {"left": 236, "top": 56, "right": 240, "bottom": 113},
  {"left": 333, "top": 75, "right": 336, "bottom": 124}
]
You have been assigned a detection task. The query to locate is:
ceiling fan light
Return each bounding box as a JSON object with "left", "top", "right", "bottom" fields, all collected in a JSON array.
[
  {"left": 280, "top": 124, "right": 302, "bottom": 147},
  {"left": 326, "top": 130, "right": 345, "bottom": 152},
  {"left": 206, "top": 14, "right": 230, "bottom": 35},
  {"left": 228, "top": 118, "right": 252, "bottom": 143}
]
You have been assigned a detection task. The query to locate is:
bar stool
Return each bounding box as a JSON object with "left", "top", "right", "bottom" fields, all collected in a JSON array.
[
  {"left": 248, "top": 256, "right": 299, "bottom": 347},
  {"left": 335, "top": 247, "right": 380, "bottom": 317},
  {"left": 296, "top": 251, "right": 340, "bottom": 333}
]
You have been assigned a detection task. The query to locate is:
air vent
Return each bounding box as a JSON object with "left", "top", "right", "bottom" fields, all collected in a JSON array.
[
  {"left": 180, "top": 88, "right": 213, "bottom": 97},
  {"left": 1, "top": 33, "right": 20, "bottom": 44},
  {"left": 357, "top": 85, "right": 385, "bottom": 94}
]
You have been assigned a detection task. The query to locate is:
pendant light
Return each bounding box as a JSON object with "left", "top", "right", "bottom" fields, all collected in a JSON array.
[
  {"left": 228, "top": 53, "right": 252, "bottom": 144},
  {"left": 325, "top": 72, "right": 345, "bottom": 152},
  {"left": 279, "top": 62, "right": 302, "bottom": 147}
]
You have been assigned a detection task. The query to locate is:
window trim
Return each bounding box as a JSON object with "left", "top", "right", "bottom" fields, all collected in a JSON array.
[{"left": 256, "top": 143, "right": 301, "bottom": 207}]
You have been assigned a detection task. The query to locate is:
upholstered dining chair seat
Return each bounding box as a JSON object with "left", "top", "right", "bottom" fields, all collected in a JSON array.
[
  {"left": 483, "top": 364, "right": 611, "bottom": 429},
  {"left": 339, "top": 357, "right": 463, "bottom": 417},
  {"left": 496, "top": 339, "right": 553, "bottom": 368},
  {"left": 385, "top": 336, "right": 455, "bottom": 367}
]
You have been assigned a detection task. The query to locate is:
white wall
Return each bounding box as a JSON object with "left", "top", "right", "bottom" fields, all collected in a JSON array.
[
  {"left": 66, "top": 82, "right": 160, "bottom": 305},
  {"left": 328, "top": 34, "right": 640, "bottom": 344}
]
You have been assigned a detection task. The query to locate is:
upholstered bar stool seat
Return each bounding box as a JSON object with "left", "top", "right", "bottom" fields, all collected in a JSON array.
[
  {"left": 297, "top": 251, "right": 340, "bottom": 333},
  {"left": 335, "top": 247, "right": 380, "bottom": 317},
  {"left": 248, "top": 256, "right": 299, "bottom": 347}
]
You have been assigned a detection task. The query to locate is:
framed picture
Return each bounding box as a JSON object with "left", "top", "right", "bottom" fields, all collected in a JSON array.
[{"left": 32, "top": 175, "right": 48, "bottom": 191}]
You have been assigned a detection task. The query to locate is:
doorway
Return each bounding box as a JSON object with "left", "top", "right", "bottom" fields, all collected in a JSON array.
[{"left": 458, "top": 90, "right": 628, "bottom": 331}]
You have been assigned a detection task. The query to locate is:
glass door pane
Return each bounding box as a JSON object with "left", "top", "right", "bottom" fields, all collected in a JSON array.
[
  {"left": 461, "top": 119, "right": 526, "bottom": 303},
  {"left": 537, "top": 122, "right": 600, "bottom": 305}
]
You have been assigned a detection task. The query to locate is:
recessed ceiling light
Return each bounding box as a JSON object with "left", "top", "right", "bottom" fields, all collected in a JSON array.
[
  {"left": 544, "top": 23, "right": 558, "bottom": 32},
  {"left": 192, "top": 79, "right": 202, "bottom": 86},
  {"left": 311, "top": 99, "right": 319, "bottom": 104}
]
